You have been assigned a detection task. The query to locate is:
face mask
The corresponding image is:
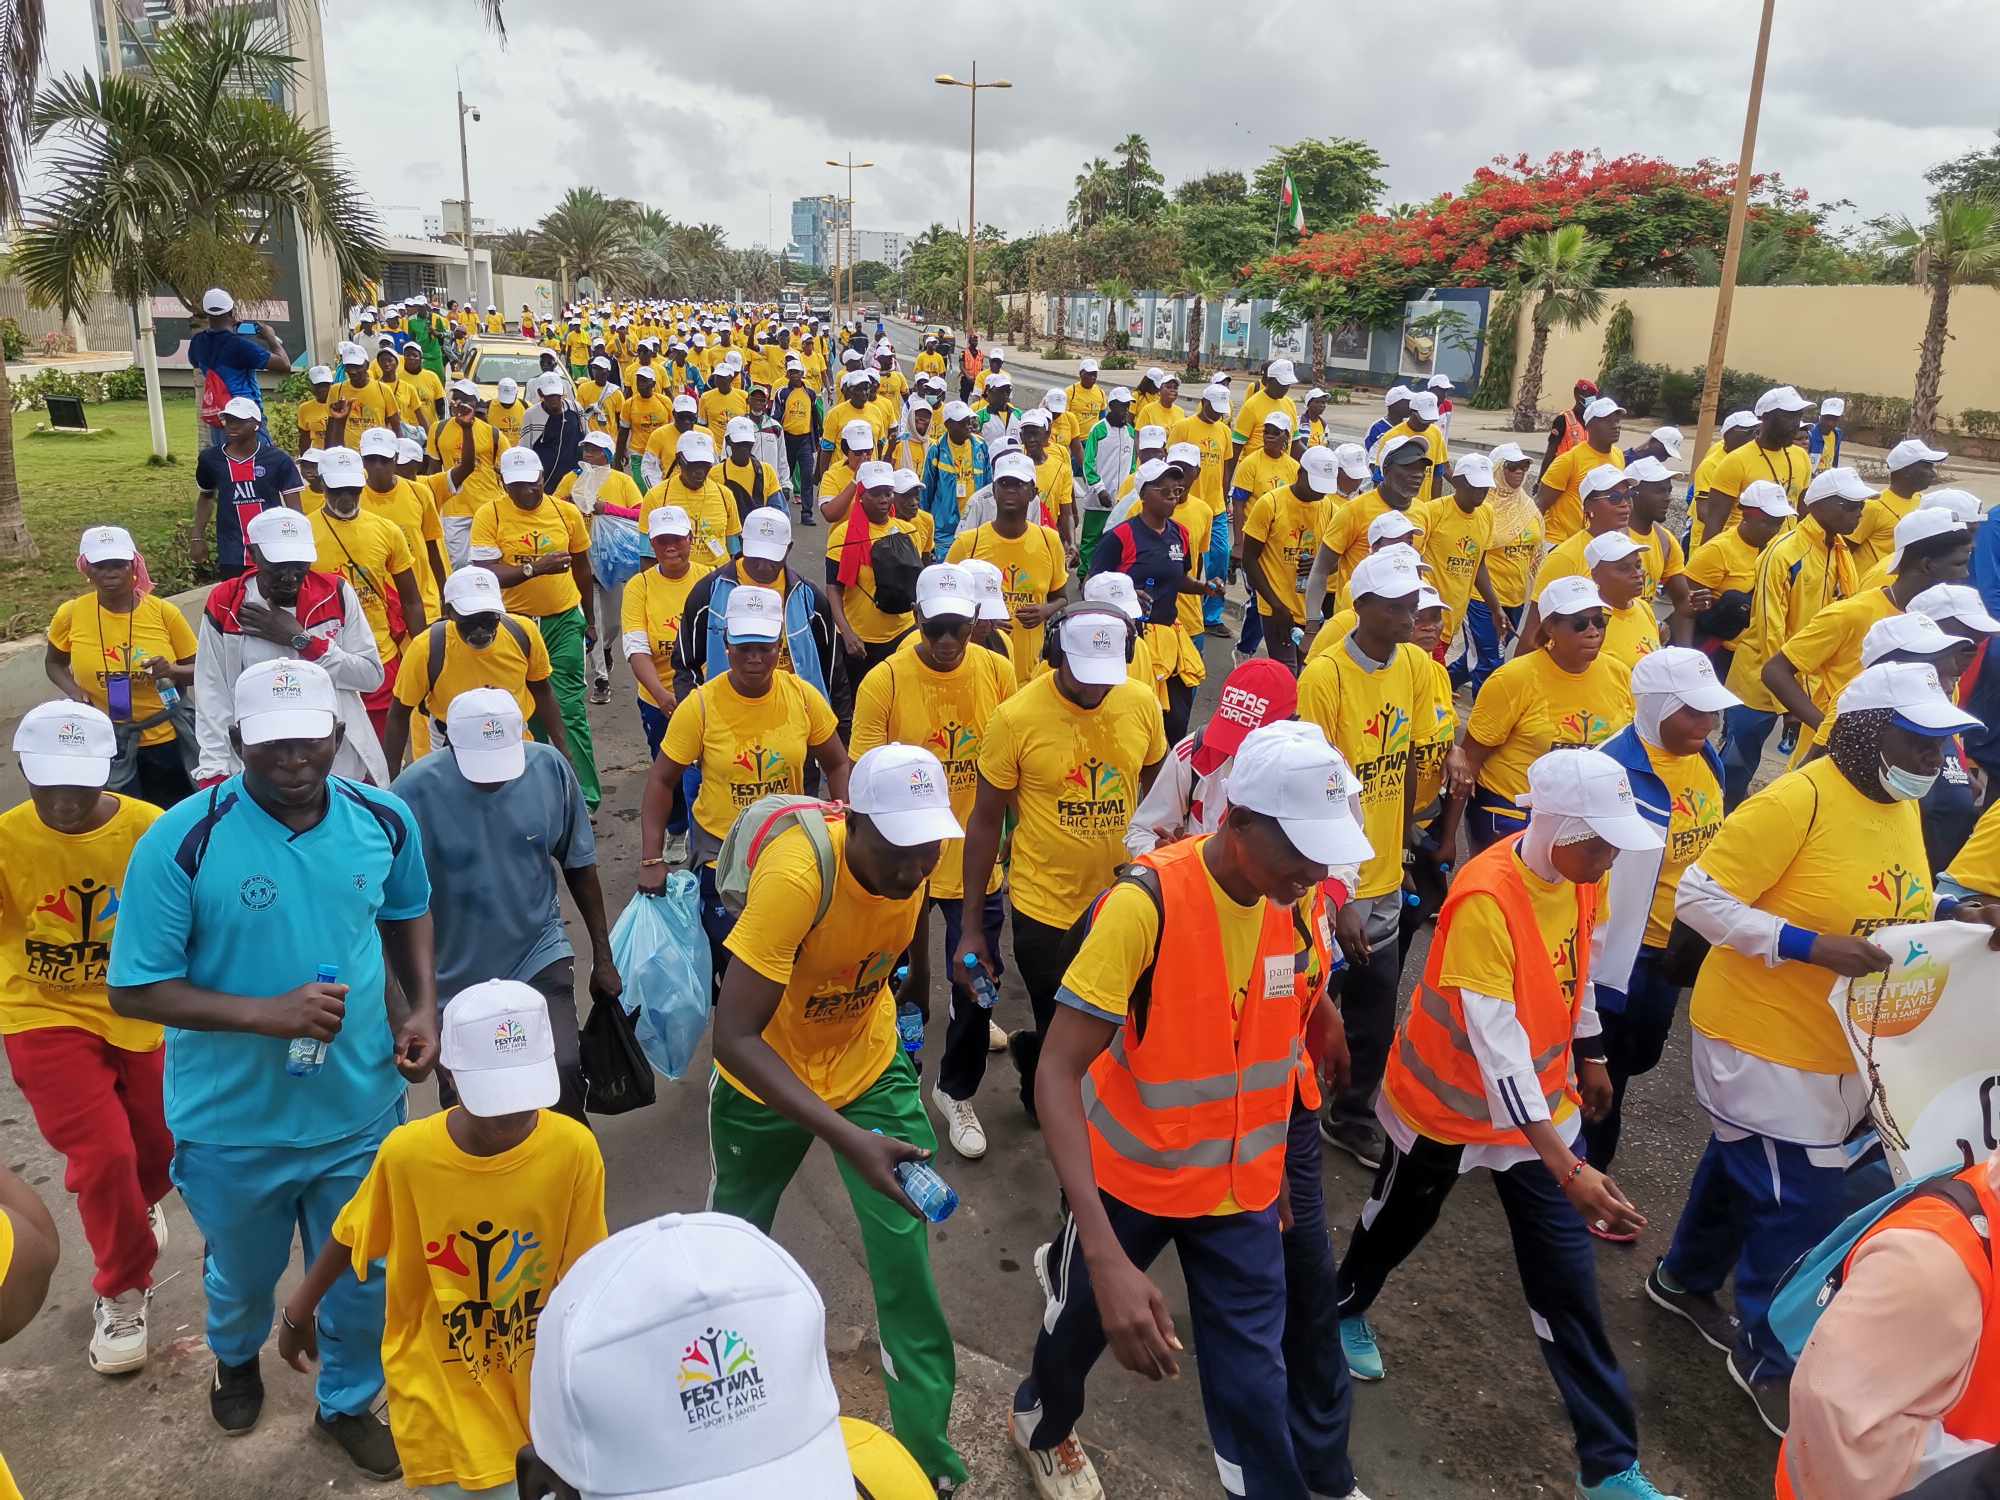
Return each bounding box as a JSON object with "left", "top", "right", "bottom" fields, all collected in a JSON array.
[{"left": 1879, "top": 756, "right": 1938, "bottom": 802}]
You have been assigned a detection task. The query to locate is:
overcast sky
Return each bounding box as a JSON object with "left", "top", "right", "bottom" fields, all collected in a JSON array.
[{"left": 40, "top": 0, "right": 1999, "bottom": 251}]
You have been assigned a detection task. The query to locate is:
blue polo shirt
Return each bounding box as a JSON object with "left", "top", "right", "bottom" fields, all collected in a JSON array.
[{"left": 108, "top": 775, "right": 431, "bottom": 1149}]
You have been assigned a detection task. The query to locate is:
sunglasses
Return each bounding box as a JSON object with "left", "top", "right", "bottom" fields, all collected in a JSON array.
[
  {"left": 1552, "top": 611, "right": 1609, "bottom": 632},
  {"left": 920, "top": 615, "right": 973, "bottom": 639}
]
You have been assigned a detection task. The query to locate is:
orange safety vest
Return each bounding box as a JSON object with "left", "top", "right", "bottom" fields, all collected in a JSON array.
[
  {"left": 1776, "top": 1163, "right": 2000, "bottom": 1499},
  {"left": 961, "top": 349, "right": 985, "bottom": 380},
  {"left": 1381, "top": 835, "right": 1593, "bottom": 1147},
  {"left": 1553, "top": 408, "right": 1588, "bottom": 457},
  {"left": 1081, "top": 838, "right": 1304, "bottom": 1217},
  {"left": 1292, "top": 877, "right": 1348, "bottom": 1114}
]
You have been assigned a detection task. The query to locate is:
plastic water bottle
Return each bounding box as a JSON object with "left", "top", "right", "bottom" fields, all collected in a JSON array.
[
  {"left": 960, "top": 953, "right": 1001, "bottom": 1009},
  {"left": 133, "top": 652, "right": 180, "bottom": 708},
  {"left": 285, "top": 964, "right": 337, "bottom": 1077},
  {"left": 875, "top": 1130, "right": 958, "bottom": 1222},
  {"left": 896, "top": 995, "right": 924, "bottom": 1054},
  {"left": 1290, "top": 626, "right": 1305, "bottom": 651}
]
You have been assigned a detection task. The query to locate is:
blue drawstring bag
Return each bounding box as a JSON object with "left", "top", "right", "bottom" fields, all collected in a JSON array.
[
  {"left": 609, "top": 873, "right": 711, "bottom": 1079},
  {"left": 590, "top": 511, "right": 650, "bottom": 593}
]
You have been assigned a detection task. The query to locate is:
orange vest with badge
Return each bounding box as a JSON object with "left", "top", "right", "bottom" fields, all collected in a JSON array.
[
  {"left": 1383, "top": 834, "right": 1593, "bottom": 1146},
  {"left": 1776, "top": 1163, "right": 2000, "bottom": 1499},
  {"left": 1081, "top": 838, "right": 1304, "bottom": 1216},
  {"left": 1292, "top": 877, "right": 1349, "bottom": 1113}
]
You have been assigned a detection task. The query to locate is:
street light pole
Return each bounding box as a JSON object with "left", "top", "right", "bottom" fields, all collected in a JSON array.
[
  {"left": 824, "top": 155, "right": 875, "bottom": 334},
  {"left": 936, "top": 66, "right": 1012, "bottom": 343},
  {"left": 457, "top": 87, "right": 480, "bottom": 309}
]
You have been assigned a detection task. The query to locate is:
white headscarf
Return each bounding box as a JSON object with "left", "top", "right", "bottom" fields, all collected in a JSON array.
[{"left": 1633, "top": 683, "right": 1688, "bottom": 750}]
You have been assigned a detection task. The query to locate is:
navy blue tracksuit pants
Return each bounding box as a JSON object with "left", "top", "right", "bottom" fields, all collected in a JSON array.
[
  {"left": 1018, "top": 1189, "right": 1309, "bottom": 1498},
  {"left": 1335, "top": 1133, "right": 1640, "bottom": 1487},
  {"left": 1280, "top": 1098, "right": 1358, "bottom": 1497}
]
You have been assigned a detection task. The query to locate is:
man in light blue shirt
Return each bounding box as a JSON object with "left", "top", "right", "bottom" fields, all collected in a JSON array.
[{"left": 109, "top": 657, "right": 435, "bottom": 1480}]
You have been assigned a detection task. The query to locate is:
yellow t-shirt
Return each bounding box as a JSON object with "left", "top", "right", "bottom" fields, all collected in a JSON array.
[
  {"left": 663, "top": 671, "right": 839, "bottom": 845},
  {"left": 1945, "top": 800, "right": 2000, "bottom": 897},
  {"left": 1707, "top": 440, "right": 1811, "bottom": 525},
  {"left": 331, "top": 1110, "right": 607, "bottom": 1493},
  {"left": 1231, "top": 448, "right": 1298, "bottom": 510},
  {"left": 575, "top": 379, "right": 623, "bottom": 437},
  {"left": 641, "top": 475, "right": 739, "bottom": 568},
  {"left": 841, "top": 1418, "right": 933, "bottom": 1497},
  {"left": 383, "top": 374, "right": 426, "bottom": 429},
  {"left": 1412, "top": 654, "right": 1456, "bottom": 814},
  {"left": 1297, "top": 639, "right": 1436, "bottom": 898},
  {"left": 1166, "top": 413, "right": 1234, "bottom": 512},
  {"left": 1686, "top": 527, "right": 1765, "bottom": 598},
  {"left": 1373, "top": 419, "right": 1449, "bottom": 503},
  {"left": 296, "top": 396, "right": 331, "bottom": 450},
  {"left": 946, "top": 523, "right": 1070, "bottom": 683},
  {"left": 1531, "top": 524, "right": 1679, "bottom": 608},
  {"left": 1538, "top": 441, "right": 1623, "bottom": 547},
  {"left": 1242, "top": 484, "right": 1325, "bottom": 621},
  {"left": 0, "top": 796, "right": 164, "bottom": 1050},
  {"left": 776, "top": 385, "right": 817, "bottom": 437},
  {"left": 311, "top": 506, "right": 415, "bottom": 665},
  {"left": 1066, "top": 381, "right": 1109, "bottom": 430},
  {"left": 1135, "top": 396, "right": 1181, "bottom": 435},
  {"left": 483, "top": 313, "right": 504, "bottom": 335},
  {"left": 47, "top": 593, "right": 197, "bottom": 747},
  {"left": 850, "top": 645, "right": 1017, "bottom": 900},
  {"left": 1416, "top": 496, "right": 1494, "bottom": 631},
  {"left": 620, "top": 563, "right": 709, "bottom": 709},
  {"left": 1600, "top": 599, "right": 1661, "bottom": 672},
  {"left": 1231, "top": 389, "right": 1300, "bottom": 450},
  {"left": 826, "top": 399, "right": 888, "bottom": 450},
  {"left": 622, "top": 393, "right": 674, "bottom": 458},
  {"left": 427, "top": 418, "right": 510, "bottom": 519},
  {"left": 485, "top": 399, "right": 527, "bottom": 447},
  {"left": 362, "top": 479, "right": 446, "bottom": 617},
  {"left": 1690, "top": 757, "right": 1932, "bottom": 1073},
  {"left": 1305, "top": 608, "right": 1360, "bottom": 663},
  {"left": 978, "top": 672, "right": 1167, "bottom": 928},
  {"left": 1318, "top": 491, "right": 1419, "bottom": 598},
  {"left": 1644, "top": 742, "right": 1726, "bottom": 948},
  {"left": 335, "top": 376, "right": 398, "bottom": 435},
  {"left": 392, "top": 613, "right": 552, "bottom": 728},
  {"left": 827, "top": 513, "right": 918, "bottom": 646},
  {"left": 1780, "top": 588, "right": 1900, "bottom": 757},
  {"left": 1172, "top": 498, "right": 1216, "bottom": 639},
  {"left": 1483, "top": 488, "right": 1545, "bottom": 609},
  {"left": 1848, "top": 489, "right": 1922, "bottom": 576},
  {"left": 720, "top": 457, "right": 785, "bottom": 516},
  {"left": 1466, "top": 648, "right": 1633, "bottom": 802},
  {"left": 1034, "top": 449, "right": 1075, "bottom": 525},
  {"left": 410, "top": 366, "right": 446, "bottom": 415},
  {"left": 698, "top": 387, "right": 751, "bottom": 449},
  {"left": 469, "top": 497, "right": 589, "bottom": 618},
  {"left": 1724, "top": 518, "right": 1857, "bottom": 714},
  {"left": 720, "top": 821, "right": 924, "bottom": 1110}
]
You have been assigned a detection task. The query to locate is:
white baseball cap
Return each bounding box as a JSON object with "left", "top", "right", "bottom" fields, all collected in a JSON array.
[
  {"left": 1803, "top": 466, "right": 1875, "bottom": 505},
  {"left": 357, "top": 426, "right": 399, "bottom": 459},
  {"left": 1917, "top": 488, "right": 1984, "bottom": 525},
  {"left": 442, "top": 566, "right": 504, "bottom": 614},
  {"left": 1303, "top": 387, "right": 1328, "bottom": 404},
  {"left": 80, "top": 524, "right": 137, "bottom": 564},
  {"left": 1202, "top": 383, "right": 1231, "bottom": 412},
  {"left": 246, "top": 506, "right": 317, "bottom": 562},
  {"left": 14, "top": 699, "right": 116, "bottom": 788},
  {"left": 499, "top": 446, "right": 544, "bottom": 485},
  {"left": 1538, "top": 574, "right": 1608, "bottom": 617},
  {"left": 306, "top": 364, "right": 334, "bottom": 384},
  {"left": 581, "top": 430, "right": 617, "bottom": 456},
  {"left": 957, "top": 557, "right": 1010, "bottom": 622},
  {"left": 847, "top": 744, "right": 963, "bottom": 846},
  {"left": 445, "top": 687, "right": 528, "bottom": 785},
  {"left": 992, "top": 450, "right": 1037, "bottom": 485},
  {"left": 1082, "top": 570, "right": 1144, "bottom": 621},
  {"left": 1861, "top": 613, "right": 1968, "bottom": 668},
  {"left": 394, "top": 438, "right": 424, "bottom": 466},
  {"left": 673, "top": 393, "right": 700, "bottom": 415},
  {"left": 528, "top": 1213, "right": 852, "bottom": 1500},
  {"left": 1042, "top": 388, "right": 1068, "bottom": 413},
  {"left": 1384, "top": 384, "right": 1414, "bottom": 407},
  {"left": 1107, "top": 386, "right": 1133, "bottom": 404},
  {"left": 1408, "top": 390, "right": 1441, "bottom": 423},
  {"left": 497, "top": 377, "right": 520, "bottom": 401},
  {"left": 1300, "top": 446, "right": 1341, "bottom": 495},
  {"left": 1349, "top": 550, "right": 1423, "bottom": 602},
  {"left": 648, "top": 505, "right": 693, "bottom": 539},
  {"left": 855, "top": 459, "right": 894, "bottom": 491},
  {"left": 1055, "top": 609, "right": 1130, "bottom": 686},
  {"left": 1166, "top": 441, "right": 1204, "bottom": 471},
  {"left": 1144, "top": 366, "right": 1167, "bottom": 384},
  {"left": 1425, "top": 373, "right": 1453, "bottom": 392},
  {"left": 724, "top": 584, "right": 784, "bottom": 643},
  {"left": 1838, "top": 660, "right": 1981, "bottom": 733},
  {"left": 220, "top": 394, "right": 261, "bottom": 423},
  {"left": 724, "top": 416, "right": 757, "bottom": 447},
  {"left": 1646, "top": 425, "right": 1685, "bottom": 460},
  {"left": 1581, "top": 396, "right": 1625, "bottom": 423},
  {"left": 1887, "top": 438, "right": 1949, "bottom": 471},
  {"left": 940, "top": 400, "right": 972, "bottom": 423},
  {"left": 1721, "top": 410, "right": 1759, "bottom": 434},
  {"left": 1516, "top": 748, "right": 1662, "bottom": 851},
  {"left": 1489, "top": 441, "right": 1529, "bottom": 466},
  {"left": 891, "top": 467, "right": 922, "bottom": 495},
  {"left": 1630, "top": 646, "right": 1740, "bottom": 710},
  {"left": 740, "top": 509, "right": 792, "bottom": 562},
  {"left": 1578, "top": 464, "right": 1630, "bottom": 501},
  {"left": 1585, "top": 531, "right": 1647, "bottom": 568},
  {"left": 1019, "top": 408, "right": 1052, "bottom": 431},
  {"left": 1450, "top": 452, "right": 1494, "bottom": 486},
  {"left": 1259, "top": 408, "right": 1294, "bottom": 434},
  {"left": 1266, "top": 358, "right": 1297, "bottom": 385},
  {"left": 1366, "top": 510, "right": 1420, "bottom": 547},
  {"left": 537, "top": 372, "right": 570, "bottom": 398},
  {"left": 988, "top": 347, "right": 1007, "bottom": 362},
  {"left": 451, "top": 379, "right": 481, "bottom": 399},
  {"left": 1226, "top": 721, "right": 1372, "bottom": 866},
  {"left": 915, "top": 563, "right": 976, "bottom": 621},
  {"left": 839, "top": 419, "right": 875, "bottom": 452},
  {"left": 1625, "top": 455, "right": 1677, "bottom": 485},
  {"left": 234, "top": 657, "right": 336, "bottom": 745},
  {"left": 1737, "top": 479, "right": 1796, "bottom": 518},
  {"left": 1753, "top": 385, "right": 1814, "bottom": 417},
  {"left": 202, "top": 287, "right": 235, "bottom": 315},
  {"left": 1886, "top": 507, "right": 1970, "bottom": 571},
  {"left": 1910, "top": 582, "right": 2000, "bottom": 635},
  {"left": 439, "top": 979, "right": 558, "bottom": 1116},
  {"left": 676, "top": 430, "right": 717, "bottom": 464},
  {"left": 1332, "top": 442, "right": 1371, "bottom": 481},
  {"left": 1819, "top": 396, "right": 1846, "bottom": 418},
  {"left": 591, "top": 356, "right": 613, "bottom": 373}
]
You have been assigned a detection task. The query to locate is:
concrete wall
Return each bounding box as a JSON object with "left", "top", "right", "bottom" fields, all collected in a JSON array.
[{"left": 1509, "top": 284, "right": 2000, "bottom": 423}]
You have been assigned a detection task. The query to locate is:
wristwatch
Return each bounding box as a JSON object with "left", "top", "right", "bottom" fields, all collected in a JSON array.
[{"left": 289, "top": 632, "right": 311, "bottom": 651}]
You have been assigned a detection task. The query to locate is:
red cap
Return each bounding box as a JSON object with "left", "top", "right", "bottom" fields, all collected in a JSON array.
[
  {"left": 1197, "top": 659, "right": 1300, "bottom": 769},
  {"left": 1574, "top": 378, "right": 1600, "bottom": 397}
]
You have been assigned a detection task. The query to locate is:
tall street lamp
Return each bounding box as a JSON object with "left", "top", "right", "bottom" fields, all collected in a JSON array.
[
  {"left": 935, "top": 65, "right": 1011, "bottom": 341},
  {"left": 457, "top": 87, "right": 481, "bottom": 309},
  {"left": 825, "top": 155, "right": 875, "bottom": 332}
]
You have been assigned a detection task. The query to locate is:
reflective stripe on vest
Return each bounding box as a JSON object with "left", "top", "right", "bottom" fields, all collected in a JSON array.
[
  {"left": 1099, "top": 1029, "right": 1303, "bottom": 1110},
  {"left": 1390, "top": 986, "right": 1571, "bottom": 1122},
  {"left": 1081, "top": 1071, "right": 1292, "bottom": 1172}
]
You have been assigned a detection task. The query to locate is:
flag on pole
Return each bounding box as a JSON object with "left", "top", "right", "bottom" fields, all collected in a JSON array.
[{"left": 1281, "top": 171, "right": 1305, "bottom": 234}]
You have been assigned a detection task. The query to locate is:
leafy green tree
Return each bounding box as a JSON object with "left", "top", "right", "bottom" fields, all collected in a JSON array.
[
  {"left": 1250, "top": 138, "right": 1386, "bottom": 233},
  {"left": 849, "top": 259, "right": 892, "bottom": 293},
  {"left": 1112, "top": 133, "right": 1167, "bottom": 221},
  {"left": 1079, "top": 218, "right": 1182, "bottom": 289},
  {"left": 1508, "top": 225, "right": 1611, "bottom": 431},
  {"left": 1169, "top": 199, "right": 1269, "bottom": 280},
  {"left": 1886, "top": 194, "right": 2000, "bottom": 440},
  {"left": 1926, "top": 131, "right": 2000, "bottom": 209},
  {"left": 1175, "top": 170, "right": 1249, "bottom": 208},
  {"left": 1070, "top": 157, "right": 1117, "bottom": 230}
]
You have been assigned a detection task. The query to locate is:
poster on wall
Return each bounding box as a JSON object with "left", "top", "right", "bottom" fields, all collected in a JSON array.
[
  {"left": 1124, "top": 299, "right": 1147, "bottom": 349},
  {"left": 1152, "top": 298, "right": 1179, "bottom": 355},
  {"left": 1324, "top": 319, "right": 1371, "bottom": 371},
  {"left": 1067, "top": 296, "right": 1089, "bottom": 341},
  {"left": 1400, "top": 297, "right": 1445, "bottom": 379},
  {"left": 1219, "top": 297, "right": 1252, "bottom": 358},
  {"left": 1087, "top": 299, "right": 1106, "bottom": 343},
  {"left": 1267, "top": 320, "right": 1308, "bottom": 364}
]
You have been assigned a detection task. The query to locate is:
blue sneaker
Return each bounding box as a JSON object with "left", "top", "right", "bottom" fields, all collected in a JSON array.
[
  {"left": 1339, "top": 1316, "right": 1384, "bottom": 1381},
  {"left": 1575, "top": 1464, "right": 1682, "bottom": 1499}
]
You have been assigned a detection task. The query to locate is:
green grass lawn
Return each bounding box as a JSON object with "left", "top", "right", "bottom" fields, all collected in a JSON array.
[{"left": 0, "top": 396, "right": 206, "bottom": 640}]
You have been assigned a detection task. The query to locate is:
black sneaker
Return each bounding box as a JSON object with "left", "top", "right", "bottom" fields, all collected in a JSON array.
[
  {"left": 315, "top": 1405, "right": 403, "bottom": 1480},
  {"left": 210, "top": 1355, "right": 263, "bottom": 1435},
  {"left": 1320, "top": 1114, "right": 1384, "bottom": 1170},
  {"left": 1644, "top": 1261, "right": 1741, "bottom": 1354},
  {"left": 1728, "top": 1351, "right": 1790, "bottom": 1438}
]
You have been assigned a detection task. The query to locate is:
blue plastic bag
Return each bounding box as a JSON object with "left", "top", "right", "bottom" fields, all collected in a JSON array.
[
  {"left": 590, "top": 511, "right": 650, "bottom": 593},
  {"left": 609, "top": 873, "right": 711, "bottom": 1080}
]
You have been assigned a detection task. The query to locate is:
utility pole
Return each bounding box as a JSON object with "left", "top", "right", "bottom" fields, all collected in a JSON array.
[
  {"left": 824, "top": 156, "right": 875, "bottom": 332},
  {"left": 100, "top": 0, "right": 168, "bottom": 460},
  {"left": 457, "top": 86, "right": 480, "bottom": 308},
  {"left": 936, "top": 64, "right": 1013, "bottom": 342},
  {"left": 1692, "top": 0, "right": 1777, "bottom": 466}
]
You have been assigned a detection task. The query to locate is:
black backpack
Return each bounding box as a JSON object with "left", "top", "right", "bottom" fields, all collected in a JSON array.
[{"left": 868, "top": 529, "right": 924, "bottom": 615}]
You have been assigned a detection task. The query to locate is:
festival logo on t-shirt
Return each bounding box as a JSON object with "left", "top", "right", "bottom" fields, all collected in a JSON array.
[
  {"left": 1668, "top": 786, "right": 1724, "bottom": 863},
  {"left": 803, "top": 949, "right": 899, "bottom": 1024},
  {"left": 729, "top": 742, "right": 792, "bottom": 806},
  {"left": 1854, "top": 863, "right": 1930, "bottom": 938},
  {"left": 677, "top": 1326, "right": 767, "bottom": 1429},
  {"left": 1550, "top": 707, "right": 1613, "bottom": 750},
  {"left": 1549, "top": 927, "right": 1582, "bottom": 1005},
  {"left": 1355, "top": 702, "right": 1413, "bottom": 805},
  {"left": 925, "top": 721, "right": 981, "bottom": 791},
  {"left": 24, "top": 877, "right": 120, "bottom": 987},
  {"left": 1057, "top": 757, "right": 1131, "bottom": 835},
  {"left": 426, "top": 1219, "right": 552, "bottom": 1383}
]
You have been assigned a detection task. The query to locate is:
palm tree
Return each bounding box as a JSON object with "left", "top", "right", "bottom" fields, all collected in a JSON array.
[
  {"left": 1684, "top": 228, "right": 1795, "bottom": 287},
  {"left": 533, "top": 187, "right": 639, "bottom": 301},
  {"left": 1096, "top": 276, "right": 1133, "bottom": 350},
  {"left": 0, "top": 0, "right": 48, "bottom": 560},
  {"left": 1182, "top": 265, "right": 1233, "bottom": 375},
  {"left": 1887, "top": 194, "right": 2000, "bottom": 441},
  {"left": 1112, "top": 133, "right": 1159, "bottom": 217},
  {"left": 1508, "top": 225, "right": 1612, "bottom": 432},
  {"left": 16, "top": 6, "right": 382, "bottom": 466},
  {"left": 1069, "top": 158, "right": 1116, "bottom": 231}
]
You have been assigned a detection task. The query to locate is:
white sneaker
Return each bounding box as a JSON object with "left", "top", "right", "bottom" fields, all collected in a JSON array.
[
  {"left": 1313, "top": 1487, "right": 1373, "bottom": 1500},
  {"left": 1010, "top": 1408, "right": 1103, "bottom": 1500},
  {"left": 987, "top": 1018, "right": 1009, "bottom": 1052},
  {"left": 90, "top": 1289, "right": 149, "bottom": 1375},
  {"left": 933, "top": 1085, "right": 988, "bottom": 1159},
  {"left": 148, "top": 1201, "right": 169, "bottom": 1257},
  {"left": 665, "top": 831, "right": 690, "bottom": 867}
]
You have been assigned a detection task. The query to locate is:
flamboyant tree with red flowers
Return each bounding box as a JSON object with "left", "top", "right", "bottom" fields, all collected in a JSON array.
[{"left": 1249, "top": 150, "right": 1816, "bottom": 329}]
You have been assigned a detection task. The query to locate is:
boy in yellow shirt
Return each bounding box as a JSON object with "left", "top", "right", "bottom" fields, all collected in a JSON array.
[{"left": 278, "top": 979, "right": 606, "bottom": 1497}]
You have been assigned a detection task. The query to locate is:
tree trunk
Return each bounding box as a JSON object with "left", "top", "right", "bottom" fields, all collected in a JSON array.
[
  {"left": 0, "top": 357, "right": 36, "bottom": 561},
  {"left": 1052, "top": 289, "right": 1067, "bottom": 354},
  {"left": 1910, "top": 272, "right": 1952, "bottom": 442},
  {"left": 1512, "top": 307, "right": 1550, "bottom": 433},
  {"left": 1308, "top": 314, "right": 1324, "bottom": 383},
  {"left": 1188, "top": 297, "right": 1206, "bottom": 374}
]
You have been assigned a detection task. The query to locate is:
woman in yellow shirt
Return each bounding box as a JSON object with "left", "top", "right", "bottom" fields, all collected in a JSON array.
[
  {"left": 1451, "top": 574, "right": 1634, "bottom": 851},
  {"left": 46, "top": 525, "right": 198, "bottom": 805},
  {"left": 1464, "top": 442, "right": 1541, "bottom": 693}
]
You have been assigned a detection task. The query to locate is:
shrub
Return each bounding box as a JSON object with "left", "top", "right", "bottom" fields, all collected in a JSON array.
[
  {"left": 263, "top": 397, "right": 300, "bottom": 448},
  {"left": 12, "top": 367, "right": 109, "bottom": 411},
  {"left": 1657, "top": 368, "right": 1702, "bottom": 423},
  {"left": 103, "top": 366, "right": 147, "bottom": 402},
  {"left": 1956, "top": 408, "right": 2000, "bottom": 440},
  {"left": 273, "top": 369, "right": 315, "bottom": 402},
  {"left": 1844, "top": 391, "right": 1913, "bottom": 438},
  {"left": 1714, "top": 365, "right": 1783, "bottom": 419},
  {"left": 1597, "top": 302, "right": 1634, "bottom": 389},
  {"left": 1603, "top": 358, "right": 1661, "bottom": 418},
  {"left": 0, "top": 317, "right": 23, "bottom": 361}
]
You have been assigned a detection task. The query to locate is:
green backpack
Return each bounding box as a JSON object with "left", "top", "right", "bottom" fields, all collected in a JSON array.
[{"left": 714, "top": 795, "right": 844, "bottom": 924}]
